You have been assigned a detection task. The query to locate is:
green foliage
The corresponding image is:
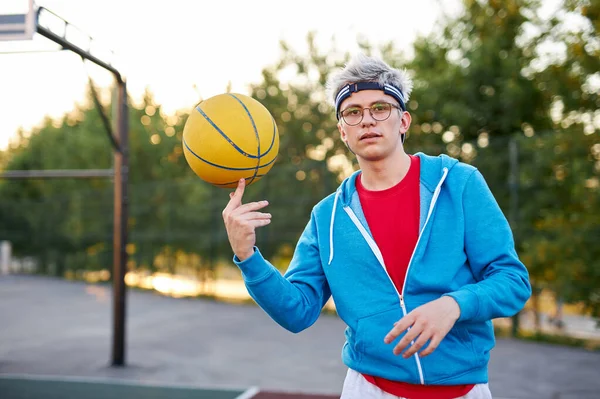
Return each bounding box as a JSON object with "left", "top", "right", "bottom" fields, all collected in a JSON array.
[
  {"left": 407, "top": 0, "right": 553, "bottom": 141},
  {"left": 0, "top": 96, "right": 113, "bottom": 273},
  {"left": 401, "top": 0, "right": 599, "bottom": 319},
  {"left": 0, "top": 87, "right": 216, "bottom": 275},
  {"left": 541, "top": 0, "right": 599, "bottom": 114},
  {"left": 518, "top": 126, "right": 600, "bottom": 319}
]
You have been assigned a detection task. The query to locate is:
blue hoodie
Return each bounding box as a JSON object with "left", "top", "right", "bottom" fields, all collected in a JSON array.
[{"left": 234, "top": 152, "right": 531, "bottom": 385}]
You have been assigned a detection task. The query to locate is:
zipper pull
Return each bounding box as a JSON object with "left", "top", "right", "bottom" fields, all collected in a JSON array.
[{"left": 399, "top": 294, "right": 408, "bottom": 316}]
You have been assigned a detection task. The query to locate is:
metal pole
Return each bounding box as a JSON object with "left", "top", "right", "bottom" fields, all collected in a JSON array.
[
  {"left": 112, "top": 81, "right": 128, "bottom": 366},
  {"left": 9, "top": 4, "right": 131, "bottom": 367}
]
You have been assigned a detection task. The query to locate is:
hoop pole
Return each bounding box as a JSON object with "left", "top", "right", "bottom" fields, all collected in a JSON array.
[
  {"left": 27, "top": 6, "right": 131, "bottom": 367},
  {"left": 111, "top": 81, "right": 128, "bottom": 366}
]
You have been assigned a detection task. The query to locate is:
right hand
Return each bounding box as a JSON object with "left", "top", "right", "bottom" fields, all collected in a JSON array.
[{"left": 222, "top": 178, "right": 272, "bottom": 261}]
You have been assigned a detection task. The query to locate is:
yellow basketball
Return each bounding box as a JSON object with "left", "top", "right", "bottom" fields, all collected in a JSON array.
[{"left": 182, "top": 93, "right": 279, "bottom": 188}]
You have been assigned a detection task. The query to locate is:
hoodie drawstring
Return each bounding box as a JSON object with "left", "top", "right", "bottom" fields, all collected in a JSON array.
[
  {"left": 328, "top": 189, "right": 341, "bottom": 265},
  {"left": 426, "top": 167, "right": 449, "bottom": 221},
  {"left": 327, "top": 166, "right": 449, "bottom": 267}
]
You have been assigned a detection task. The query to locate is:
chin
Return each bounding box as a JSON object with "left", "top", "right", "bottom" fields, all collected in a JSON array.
[
  {"left": 357, "top": 151, "right": 387, "bottom": 162},
  {"left": 355, "top": 143, "right": 403, "bottom": 162}
]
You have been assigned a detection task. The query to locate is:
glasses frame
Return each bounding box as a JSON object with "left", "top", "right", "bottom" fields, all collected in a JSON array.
[{"left": 339, "top": 102, "right": 402, "bottom": 126}]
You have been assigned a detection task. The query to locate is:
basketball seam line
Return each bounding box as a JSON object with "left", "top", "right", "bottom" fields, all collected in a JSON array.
[
  {"left": 193, "top": 104, "right": 277, "bottom": 159},
  {"left": 182, "top": 137, "right": 276, "bottom": 171},
  {"left": 227, "top": 93, "right": 260, "bottom": 185}
]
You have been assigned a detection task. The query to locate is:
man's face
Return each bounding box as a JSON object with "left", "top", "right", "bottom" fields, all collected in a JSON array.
[{"left": 337, "top": 89, "right": 411, "bottom": 162}]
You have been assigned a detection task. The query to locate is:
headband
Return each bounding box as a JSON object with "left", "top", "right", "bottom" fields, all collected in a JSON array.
[{"left": 335, "top": 82, "right": 407, "bottom": 119}]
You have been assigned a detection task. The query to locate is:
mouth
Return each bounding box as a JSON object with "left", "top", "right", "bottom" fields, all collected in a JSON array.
[{"left": 359, "top": 132, "right": 382, "bottom": 141}]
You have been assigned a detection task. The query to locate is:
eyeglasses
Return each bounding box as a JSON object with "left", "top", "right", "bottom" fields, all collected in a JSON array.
[{"left": 339, "top": 102, "right": 402, "bottom": 126}]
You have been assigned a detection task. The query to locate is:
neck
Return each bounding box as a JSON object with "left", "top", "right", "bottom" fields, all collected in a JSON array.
[{"left": 358, "top": 151, "right": 411, "bottom": 191}]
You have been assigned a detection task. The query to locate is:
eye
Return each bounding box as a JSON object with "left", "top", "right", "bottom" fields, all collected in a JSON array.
[
  {"left": 372, "top": 103, "right": 390, "bottom": 112},
  {"left": 343, "top": 108, "right": 361, "bottom": 116}
]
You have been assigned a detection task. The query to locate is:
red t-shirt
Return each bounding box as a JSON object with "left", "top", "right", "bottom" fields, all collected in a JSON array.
[{"left": 356, "top": 155, "right": 474, "bottom": 399}]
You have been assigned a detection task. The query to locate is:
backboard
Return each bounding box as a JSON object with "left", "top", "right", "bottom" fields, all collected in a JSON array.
[{"left": 0, "top": 0, "right": 35, "bottom": 41}]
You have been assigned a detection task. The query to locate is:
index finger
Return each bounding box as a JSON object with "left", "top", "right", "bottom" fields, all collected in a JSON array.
[{"left": 223, "top": 178, "right": 246, "bottom": 213}]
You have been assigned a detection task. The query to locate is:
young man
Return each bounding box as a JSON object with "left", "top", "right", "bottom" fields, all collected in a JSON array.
[{"left": 222, "top": 54, "right": 531, "bottom": 399}]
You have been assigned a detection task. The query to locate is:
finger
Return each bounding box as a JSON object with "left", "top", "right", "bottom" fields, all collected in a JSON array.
[
  {"left": 224, "top": 179, "right": 246, "bottom": 213},
  {"left": 419, "top": 335, "right": 441, "bottom": 358},
  {"left": 246, "top": 218, "right": 272, "bottom": 228},
  {"left": 233, "top": 200, "right": 269, "bottom": 215},
  {"left": 238, "top": 211, "right": 272, "bottom": 221},
  {"left": 402, "top": 331, "right": 431, "bottom": 358},
  {"left": 392, "top": 324, "right": 422, "bottom": 356},
  {"left": 384, "top": 314, "right": 414, "bottom": 344}
]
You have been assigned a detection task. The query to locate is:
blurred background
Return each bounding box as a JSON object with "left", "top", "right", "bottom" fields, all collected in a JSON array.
[{"left": 0, "top": 0, "right": 599, "bottom": 397}]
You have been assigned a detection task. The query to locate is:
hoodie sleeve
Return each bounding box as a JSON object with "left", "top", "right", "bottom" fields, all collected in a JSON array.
[
  {"left": 233, "top": 210, "right": 331, "bottom": 333},
  {"left": 444, "top": 170, "right": 532, "bottom": 322}
]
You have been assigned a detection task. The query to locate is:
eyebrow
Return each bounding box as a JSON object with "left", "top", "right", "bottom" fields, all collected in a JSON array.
[{"left": 342, "top": 99, "right": 390, "bottom": 109}]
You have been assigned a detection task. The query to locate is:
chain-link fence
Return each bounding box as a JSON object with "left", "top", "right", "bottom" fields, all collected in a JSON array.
[{"left": 1, "top": 131, "right": 597, "bottom": 304}]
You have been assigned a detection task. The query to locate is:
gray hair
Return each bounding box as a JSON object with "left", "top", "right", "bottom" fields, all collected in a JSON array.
[{"left": 326, "top": 54, "right": 413, "bottom": 106}]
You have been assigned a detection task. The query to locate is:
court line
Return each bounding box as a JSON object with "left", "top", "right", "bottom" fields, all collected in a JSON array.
[{"left": 235, "top": 386, "right": 260, "bottom": 399}]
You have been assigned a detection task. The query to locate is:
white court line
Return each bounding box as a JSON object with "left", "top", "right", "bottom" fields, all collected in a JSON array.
[
  {"left": 234, "top": 386, "right": 260, "bottom": 399},
  {"left": 0, "top": 373, "right": 251, "bottom": 393}
]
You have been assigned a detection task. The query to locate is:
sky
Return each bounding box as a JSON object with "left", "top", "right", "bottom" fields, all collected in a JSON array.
[{"left": 0, "top": 0, "right": 461, "bottom": 150}]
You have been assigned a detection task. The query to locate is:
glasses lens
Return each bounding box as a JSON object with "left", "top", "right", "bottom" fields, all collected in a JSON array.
[
  {"left": 341, "top": 107, "right": 363, "bottom": 125},
  {"left": 370, "top": 103, "right": 392, "bottom": 121}
]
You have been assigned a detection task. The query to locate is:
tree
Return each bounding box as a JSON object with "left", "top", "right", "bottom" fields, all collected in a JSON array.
[
  {"left": 402, "top": 0, "right": 599, "bottom": 327},
  {"left": 522, "top": 0, "right": 600, "bottom": 320}
]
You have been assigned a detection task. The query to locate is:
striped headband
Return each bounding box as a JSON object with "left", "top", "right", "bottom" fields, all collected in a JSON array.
[{"left": 335, "top": 82, "right": 407, "bottom": 120}]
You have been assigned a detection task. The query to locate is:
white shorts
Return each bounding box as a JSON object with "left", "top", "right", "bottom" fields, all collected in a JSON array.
[{"left": 341, "top": 368, "right": 493, "bottom": 399}]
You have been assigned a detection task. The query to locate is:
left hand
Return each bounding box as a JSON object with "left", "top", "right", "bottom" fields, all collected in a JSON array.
[{"left": 384, "top": 296, "right": 461, "bottom": 358}]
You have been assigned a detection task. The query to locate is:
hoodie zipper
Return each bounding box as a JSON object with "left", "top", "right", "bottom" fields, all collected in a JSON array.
[
  {"left": 401, "top": 167, "right": 448, "bottom": 300},
  {"left": 342, "top": 167, "right": 449, "bottom": 385}
]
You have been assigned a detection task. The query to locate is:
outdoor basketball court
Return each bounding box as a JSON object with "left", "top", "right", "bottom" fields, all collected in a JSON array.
[{"left": 2, "top": 275, "right": 600, "bottom": 399}]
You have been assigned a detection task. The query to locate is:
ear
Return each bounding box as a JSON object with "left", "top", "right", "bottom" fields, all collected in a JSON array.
[
  {"left": 337, "top": 122, "right": 347, "bottom": 143},
  {"left": 399, "top": 111, "right": 412, "bottom": 134}
]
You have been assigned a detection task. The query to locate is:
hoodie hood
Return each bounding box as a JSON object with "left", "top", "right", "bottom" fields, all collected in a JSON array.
[
  {"left": 328, "top": 153, "right": 460, "bottom": 266},
  {"left": 337, "top": 152, "right": 460, "bottom": 206}
]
